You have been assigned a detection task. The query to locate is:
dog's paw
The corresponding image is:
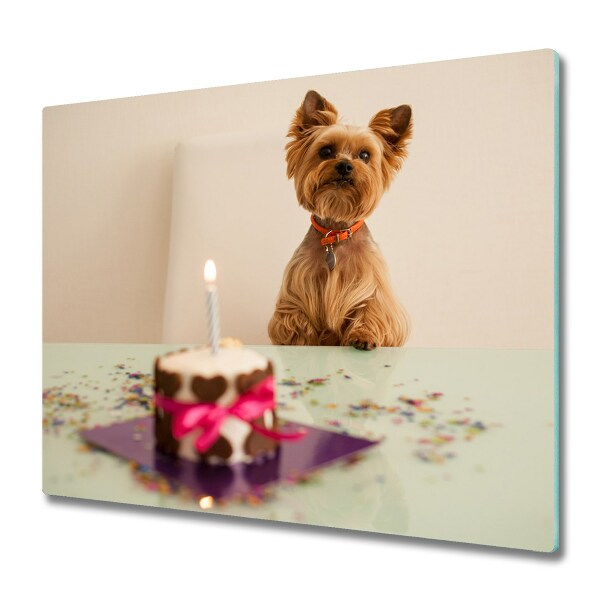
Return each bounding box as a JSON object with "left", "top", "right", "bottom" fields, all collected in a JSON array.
[{"left": 350, "top": 339, "right": 378, "bottom": 351}]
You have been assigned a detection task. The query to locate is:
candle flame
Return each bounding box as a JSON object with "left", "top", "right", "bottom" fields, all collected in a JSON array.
[{"left": 204, "top": 259, "right": 217, "bottom": 284}]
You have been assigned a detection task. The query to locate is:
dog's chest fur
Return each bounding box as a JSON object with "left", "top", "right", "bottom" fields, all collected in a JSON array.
[{"left": 300, "top": 224, "right": 381, "bottom": 332}]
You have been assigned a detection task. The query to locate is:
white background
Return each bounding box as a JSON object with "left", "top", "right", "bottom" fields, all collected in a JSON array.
[{"left": 1, "top": 1, "right": 598, "bottom": 598}]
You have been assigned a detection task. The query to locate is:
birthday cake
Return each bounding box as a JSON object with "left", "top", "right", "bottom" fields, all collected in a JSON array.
[{"left": 154, "top": 343, "right": 281, "bottom": 465}]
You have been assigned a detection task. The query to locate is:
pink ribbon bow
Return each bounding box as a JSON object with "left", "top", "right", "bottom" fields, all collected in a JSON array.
[{"left": 154, "top": 375, "right": 305, "bottom": 453}]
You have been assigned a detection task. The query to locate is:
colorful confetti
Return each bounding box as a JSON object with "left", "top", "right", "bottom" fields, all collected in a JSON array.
[
  {"left": 277, "top": 375, "right": 332, "bottom": 399},
  {"left": 43, "top": 361, "right": 154, "bottom": 440},
  {"left": 42, "top": 387, "right": 90, "bottom": 435},
  {"left": 274, "top": 368, "right": 499, "bottom": 465}
]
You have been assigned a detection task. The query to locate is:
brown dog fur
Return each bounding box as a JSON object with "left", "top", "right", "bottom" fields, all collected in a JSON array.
[{"left": 268, "top": 90, "right": 412, "bottom": 350}]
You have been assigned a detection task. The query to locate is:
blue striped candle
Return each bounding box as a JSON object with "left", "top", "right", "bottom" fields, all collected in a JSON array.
[{"left": 203, "top": 260, "right": 220, "bottom": 355}]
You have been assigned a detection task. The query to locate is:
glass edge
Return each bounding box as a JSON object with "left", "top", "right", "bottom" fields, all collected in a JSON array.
[{"left": 553, "top": 49, "right": 560, "bottom": 552}]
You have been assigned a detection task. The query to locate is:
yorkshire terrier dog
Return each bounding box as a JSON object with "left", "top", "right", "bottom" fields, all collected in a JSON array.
[{"left": 268, "top": 90, "right": 412, "bottom": 350}]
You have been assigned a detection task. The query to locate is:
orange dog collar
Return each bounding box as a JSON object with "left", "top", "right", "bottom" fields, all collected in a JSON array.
[{"left": 310, "top": 215, "right": 365, "bottom": 246}]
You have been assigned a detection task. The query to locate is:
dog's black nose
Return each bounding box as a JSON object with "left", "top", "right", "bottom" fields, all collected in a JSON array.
[{"left": 335, "top": 161, "right": 353, "bottom": 175}]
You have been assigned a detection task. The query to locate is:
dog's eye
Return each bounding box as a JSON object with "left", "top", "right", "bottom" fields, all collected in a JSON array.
[
  {"left": 359, "top": 150, "right": 370, "bottom": 163},
  {"left": 319, "top": 146, "right": 334, "bottom": 159}
]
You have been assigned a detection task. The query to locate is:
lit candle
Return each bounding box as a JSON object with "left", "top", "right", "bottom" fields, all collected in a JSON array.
[{"left": 203, "top": 259, "right": 220, "bottom": 355}]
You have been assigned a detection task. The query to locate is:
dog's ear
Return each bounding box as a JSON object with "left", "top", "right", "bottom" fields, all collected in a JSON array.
[
  {"left": 286, "top": 91, "right": 339, "bottom": 179},
  {"left": 289, "top": 90, "right": 339, "bottom": 139},
  {"left": 369, "top": 105, "right": 412, "bottom": 157}
]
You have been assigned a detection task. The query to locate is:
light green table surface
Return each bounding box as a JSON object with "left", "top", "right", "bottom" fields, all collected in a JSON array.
[{"left": 42, "top": 344, "right": 557, "bottom": 552}]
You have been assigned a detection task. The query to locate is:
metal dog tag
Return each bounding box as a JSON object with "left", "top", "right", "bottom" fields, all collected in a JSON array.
[{"left": 325, "top": 245, "right": 336, "bottom": 270}]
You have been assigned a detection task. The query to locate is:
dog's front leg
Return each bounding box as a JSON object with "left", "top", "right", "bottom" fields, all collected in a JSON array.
[
  {"left": 341, "top": 298, "right": 389, "bottom": 351},
  {"left": 268, "top": 305, "right": 320, "bottom": 346}
]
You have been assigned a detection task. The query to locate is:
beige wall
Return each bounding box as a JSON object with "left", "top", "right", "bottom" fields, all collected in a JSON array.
[{"left": 43, "top": 49, "right": 556, "bottom": 348}]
